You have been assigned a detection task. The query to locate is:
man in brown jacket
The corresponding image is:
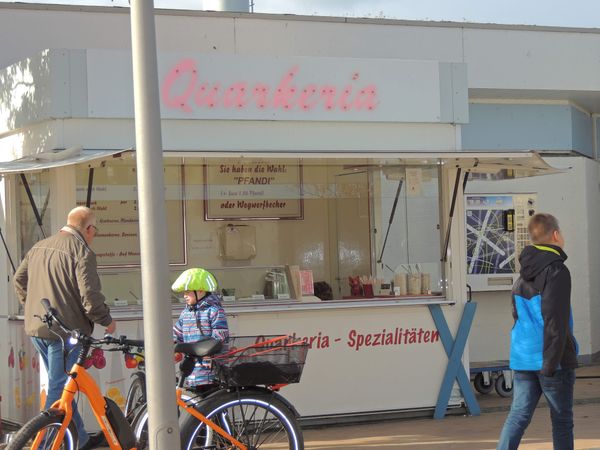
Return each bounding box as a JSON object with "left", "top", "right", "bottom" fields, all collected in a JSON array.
[{"left": 14, "top": 206, "right": 115, "bottom": 450}]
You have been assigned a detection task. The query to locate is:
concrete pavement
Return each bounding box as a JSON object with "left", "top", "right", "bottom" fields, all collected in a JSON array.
[
  {"left": 9, "top": 364, "right": 598, "bottom": 449},
  {"left": 303, "top": 403, "right": 600, "bottom": 449},
  {"left": 302, "top": 364, "right": 600, "bottom": 450}
]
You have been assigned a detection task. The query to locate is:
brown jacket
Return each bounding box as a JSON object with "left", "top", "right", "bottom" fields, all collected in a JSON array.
[{"left": 14, "top": 225, "right": 112, "bottom": 340}]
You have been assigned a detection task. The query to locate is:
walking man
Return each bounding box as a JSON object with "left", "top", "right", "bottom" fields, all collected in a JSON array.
[
  {"left": 497, "top": 213, "right": 578, "bottom": 450},
  {"left": 14, "top": 206, "right": 116, "bottom": 450}
]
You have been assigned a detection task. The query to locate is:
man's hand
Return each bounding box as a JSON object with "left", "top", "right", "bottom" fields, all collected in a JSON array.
[{"left": 105, "top": 319, "right": 116, "bottom": 335}]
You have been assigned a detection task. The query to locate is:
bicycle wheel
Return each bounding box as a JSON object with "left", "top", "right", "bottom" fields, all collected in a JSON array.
[
  {"left": 180, "top": 390, "right": 303, "bottom": 450},
  {"left": 124, "top": 371, "right": 146, "bottom": 421},
  {"left": 6, "top": 410, "right": 78, "bottom": 450},
  {"left": 131, "top": 403, "right": 149, "bottom": 450}
]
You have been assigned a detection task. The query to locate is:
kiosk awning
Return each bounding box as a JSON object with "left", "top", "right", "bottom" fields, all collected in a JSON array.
[
  {"left": 0, "top": 147, "right": 133, "bottom": 174},
  {"left": 164, "top": 150, "right": 565, "bottom": 179},
  {"left": 438, "top": 152, "right": 565, "bottom": 179}
]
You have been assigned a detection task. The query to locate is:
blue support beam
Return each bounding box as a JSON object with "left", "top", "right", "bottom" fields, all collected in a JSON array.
[{"left": 429, "top": 302, "right": 480, "bottom": 419}]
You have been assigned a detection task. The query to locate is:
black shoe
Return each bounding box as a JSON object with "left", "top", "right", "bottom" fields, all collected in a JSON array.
[{"left": 79, "top": 431, "right": 107, "bottom": 450}]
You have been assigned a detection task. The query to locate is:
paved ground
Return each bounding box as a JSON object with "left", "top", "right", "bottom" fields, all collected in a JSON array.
[
  {"left": 5, "top": 365, "right": 599, "bottom": 449},
  {"left": 303, "top": 403, "right": 600, "bottom": 449},
  {"left": 302, "top": 364, "right": 600, "bottom": 450}
]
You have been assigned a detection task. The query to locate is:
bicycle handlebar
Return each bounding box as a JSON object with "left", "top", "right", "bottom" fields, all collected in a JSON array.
[
  {"left": 40, "top": 298, "right": 71, "bottom": 333},
  {"left": 40, "top": 298, "right": 144, "bottom": 350},
  {"left": 103, "top": 335, "right": 145, "bottom": 348}
]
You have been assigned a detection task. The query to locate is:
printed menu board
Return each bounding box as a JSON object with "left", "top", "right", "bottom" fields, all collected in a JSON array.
[
  {"left": 76, "top": 163, "right": 186, "bottom": 267},
  {"left": 204, "top": 160, "right": 303, "bottom": 220}
]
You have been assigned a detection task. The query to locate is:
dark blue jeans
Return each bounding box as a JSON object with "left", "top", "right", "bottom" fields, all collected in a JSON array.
[
  {"left": 31, "top": 337, "right": 89, "bottom": 448},
  {"left": 497, "top": 369, "right": 575, "bottom": 450}
]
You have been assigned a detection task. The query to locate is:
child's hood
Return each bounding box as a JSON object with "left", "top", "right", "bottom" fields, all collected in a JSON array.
[{"left": 199, "top": 292, "right": 223, "bottom": 308}]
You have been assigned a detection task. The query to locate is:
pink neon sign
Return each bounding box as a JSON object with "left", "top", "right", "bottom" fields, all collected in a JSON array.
[{"left": 161, "top": 59, "right": 379, "bottom": 114}]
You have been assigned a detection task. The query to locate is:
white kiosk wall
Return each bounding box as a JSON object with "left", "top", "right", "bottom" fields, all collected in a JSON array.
[{"left": 467, "top": 157, "right": 600, "bottom": 363}]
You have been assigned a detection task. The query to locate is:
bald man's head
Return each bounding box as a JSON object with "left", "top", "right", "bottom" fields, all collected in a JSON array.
[{"left": 67, "top": 206, "right": 96, "bottom": 232}]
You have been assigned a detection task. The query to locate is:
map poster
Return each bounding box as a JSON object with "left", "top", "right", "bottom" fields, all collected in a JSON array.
[
  {"left": 466, "top": 195, "right": 515, "bottom": 275},
  {"left": 204, "top": 161, "right": 303, "bottom": 220}
]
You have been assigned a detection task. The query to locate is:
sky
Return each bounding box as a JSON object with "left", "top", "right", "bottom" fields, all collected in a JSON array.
[{"left": 2, "top": 0, "right": 600, "bottom": 28}]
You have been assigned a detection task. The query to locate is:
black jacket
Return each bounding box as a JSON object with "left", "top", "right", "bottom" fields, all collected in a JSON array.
[{"left": 510, "top": 245, "right": 578, "bottom": 376}]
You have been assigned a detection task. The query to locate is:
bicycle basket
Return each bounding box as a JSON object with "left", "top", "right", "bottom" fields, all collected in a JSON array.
[{"left": 211, "top": 335, "right": 309, "bottom": 387}]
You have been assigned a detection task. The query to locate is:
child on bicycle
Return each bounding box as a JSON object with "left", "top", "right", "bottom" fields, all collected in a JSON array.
[{"left": 172, "top": 267, "right": 229, "bottom": 391}]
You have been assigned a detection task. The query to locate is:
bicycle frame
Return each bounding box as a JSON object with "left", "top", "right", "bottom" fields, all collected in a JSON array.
[
  {"left": 31, "top": 362, "right": 130, "bottom": 450},
  {"left": 29, "top": 302, "right": 250, "bottom": 450},
  {"left": 32, "top": 362, "right": 249, "bottom": 450},
  {"left": 175, "top": 388, "right": 248, "bottom": 450}
]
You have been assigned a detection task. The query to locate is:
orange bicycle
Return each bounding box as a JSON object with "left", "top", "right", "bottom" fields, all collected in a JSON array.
[
  {"left": 131, "top": 335, "right": 309, "bottom": 450},
  {"left": 8, "top": 300, "right": 309, "bottom": 450}
]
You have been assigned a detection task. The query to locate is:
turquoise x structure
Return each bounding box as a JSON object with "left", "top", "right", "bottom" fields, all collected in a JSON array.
[{"left": 428, "top": 302, "right": 481, "bottom": 419}]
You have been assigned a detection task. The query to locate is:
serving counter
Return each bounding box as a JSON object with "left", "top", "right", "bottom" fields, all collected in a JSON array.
[{"left": 1, "top": 295, "right": 471, "bottom": 424}]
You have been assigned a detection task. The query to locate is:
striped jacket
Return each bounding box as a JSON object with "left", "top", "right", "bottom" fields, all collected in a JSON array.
[{"left": 173, "top": 293, "right": 229, "bottom": 386}]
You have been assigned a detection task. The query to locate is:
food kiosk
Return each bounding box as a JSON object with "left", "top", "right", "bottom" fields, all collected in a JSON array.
[{"left": 0, "top": 48, "right": 560, "bottom": 424}]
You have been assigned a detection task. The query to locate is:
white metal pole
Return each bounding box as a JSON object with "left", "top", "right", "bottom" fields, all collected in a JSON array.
[{"left": 129, "top": 1, "right": 181, "bottom": 448}]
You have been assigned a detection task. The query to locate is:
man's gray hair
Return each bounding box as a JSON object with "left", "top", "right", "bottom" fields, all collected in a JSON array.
[{"left": 67, "top": 206, "right": 96, "bottom": 231}]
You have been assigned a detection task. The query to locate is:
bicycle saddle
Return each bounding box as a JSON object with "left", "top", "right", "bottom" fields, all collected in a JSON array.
[{"left": 174, "top": 337, "right": 222, "bottom": 358}]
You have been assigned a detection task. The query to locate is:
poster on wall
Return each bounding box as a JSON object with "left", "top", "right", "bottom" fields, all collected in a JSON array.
[
  {"left": 466, "top": 195, "right": 515, "bottom": 275},
  {"left": 76, "top": 164, "right": 186, "bottom": 267},
  {"left": 204, "top": 161, "right": 303, "bottom": 220}
]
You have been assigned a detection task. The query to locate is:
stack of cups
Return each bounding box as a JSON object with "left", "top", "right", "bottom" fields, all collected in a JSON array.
[
  {"left": 408, "top": 273, "right": 421, "bottom": 295},
  {"left": 393, "top": 273, "right": 407, "bottom": 296},
  {"left": 421, "top": 273, "right": 431, "bottom": 295}
]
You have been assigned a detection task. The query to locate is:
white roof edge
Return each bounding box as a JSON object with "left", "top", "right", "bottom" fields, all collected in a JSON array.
[{"left": 1, "top": 3, "right": 599, "bottom": 35}]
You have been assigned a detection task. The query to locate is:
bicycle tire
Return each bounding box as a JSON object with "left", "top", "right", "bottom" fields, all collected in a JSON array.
[
  {"left": 180, "top": 389, "right": 303, "bottom": 450},
  {"left": 6, "top": 409, "right": 78, "bottom": 450},
  {"left": 125, "top": 371, "right": 146, "bottom": 421},
  {"left": 131, "top": 403, "right": 149, "bottom": 450}
]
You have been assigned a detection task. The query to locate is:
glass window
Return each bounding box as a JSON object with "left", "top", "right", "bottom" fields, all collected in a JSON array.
[
  {"left": 17, "top": 171, "right": 52, "bottom": 258},
  {"left": 86, "top": 156, "right": 444, "bottom": 308},
  {"left": 75, "top": 157, "right": 186, "bottom": 307},
  {"left": 372, "top": 165, "right": 442, "bottom": 298}
]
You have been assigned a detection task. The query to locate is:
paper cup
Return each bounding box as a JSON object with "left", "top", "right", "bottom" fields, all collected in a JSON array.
[
  {"left": 393, "top": 273, "right": 407, "bottom": 296},
  {"left": 421, "top": 273, "right": 431, "bottom": 294},
  {"left": 408, "top": 273, "right": 421, "bottom": 295}
]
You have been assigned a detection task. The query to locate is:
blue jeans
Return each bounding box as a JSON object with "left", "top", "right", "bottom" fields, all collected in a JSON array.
[
  {"left": 497, "top": 369, "right": 575, "bottom": 450},
  {"left": 31, "top": 337, "right": 89, "bottom": 448}
]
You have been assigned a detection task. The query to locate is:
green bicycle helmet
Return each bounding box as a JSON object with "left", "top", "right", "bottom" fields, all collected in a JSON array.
[{"left": 171, "top": 268, "right": 218, "bottom": 293}]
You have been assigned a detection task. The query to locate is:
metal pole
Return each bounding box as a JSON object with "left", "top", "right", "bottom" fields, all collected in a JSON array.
[
  {"left": 86, "top": 167, "right": 94, "bottom": 207},
  {"left": 377, "top": 179, "right": 403, "bottom": 263},
  {"left": 441, "top": 168, "right": 462, "bottom": 263},
  {"left": 129, "top": 2, "right": 180, "bottom": 448},
  {"left": 20, "top": 173, "right": 46, "bottom": 239}
]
